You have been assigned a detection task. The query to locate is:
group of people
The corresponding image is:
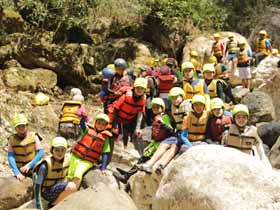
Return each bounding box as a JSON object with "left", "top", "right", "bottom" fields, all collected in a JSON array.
[{"left": 6, "top": 30, "right": 278, "bottom": 210}]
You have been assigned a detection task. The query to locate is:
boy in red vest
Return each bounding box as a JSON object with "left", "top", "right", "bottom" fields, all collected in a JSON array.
[{"left": 67, "top": 113, "right": 112, "bottom": 189}]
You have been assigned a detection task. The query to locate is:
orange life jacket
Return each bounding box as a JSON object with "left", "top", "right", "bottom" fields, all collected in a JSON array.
[
  {"left": 212, "top": 41, "right": 223, "bottom": 57},
  {"left": 108, "top": 74, "right": 131, "bottom": 99},
  {"left": 72, "top": 126, "right": 112, "bottom": 164},
  {"left": 185, "top": 111, "right": 208, "bottom": 142},
  {"left": 237, "top": 48, "right": 250, "bottom": 66},
  {"left": 158, "top": 74, "right": 175, "bottom": 93},
  {"left": 256, "top": 38, "right": 270, "bottom": 56}
]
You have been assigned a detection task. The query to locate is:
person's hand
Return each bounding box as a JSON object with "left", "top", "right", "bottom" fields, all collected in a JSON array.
[
  {"left": 81, "top": 110, "right": 88, "bottom": 117},
  {"left": 143, "top": 147, "right": 148, "bottom": 153},
  {"left": 16, "top": 173, "right": 26, "bottom": 181},
  {"left": 20, "top": 164, "right": 30, "bottom": 174},
  {"left": 111, "top": 128, "right": 119, "bottom": 135},
  {"left": 135, "top": 129, "right": 143, "bottom": 138}
]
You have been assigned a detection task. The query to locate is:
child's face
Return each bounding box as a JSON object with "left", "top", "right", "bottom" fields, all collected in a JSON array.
[
  {"left": 134, "top": 86, "right": 145, "bottom": 96},
  {"left": 212, "top": 108, "right": 223, "bottom": 117},
  {"left": 203, "top": 71, "right": 214, "bottom": 80},
  {"left": 171, "top": 95, "right": 183, "bottom": 106},
  {"left": 235, "top": 113, "right": 248, "bottom": 127},
  {"left": 15, "top": 124, "right": 28, "bottom": 137},
  {"left": 95, "top": 119, "right": 108, "bottom": 131},
  {"left": 184, "top": 69, "right": 194, "bottom": 79},
  {"left": 193, "top": 103, "right": 205, "bottom": 114},
  {"left": 52, "top": 146, "right": 66, "bottom": 161},
  {"left": 152, "top": 104, "right": 163, "bottom": 115},
  {"left": 116, "top": 67, "right": 125, "bottom": 75}
]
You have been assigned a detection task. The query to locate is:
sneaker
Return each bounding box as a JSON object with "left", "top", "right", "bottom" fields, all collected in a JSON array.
[
  {"left": 137, "top": 163, "right": 152, "bottom": 174},
  {"left": 113, "top": 171, "right": 128, "bottom": 184},
  {"left": 155, "top": 164, "right": 164, "bottom": 176}
]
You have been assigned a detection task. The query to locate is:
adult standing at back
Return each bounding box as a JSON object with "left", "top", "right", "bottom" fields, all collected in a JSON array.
[{"left": 211, "top": 33, "right": 225, "bottom": 64}]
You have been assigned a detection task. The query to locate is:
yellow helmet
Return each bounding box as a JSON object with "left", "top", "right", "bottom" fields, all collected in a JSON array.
[
  {"left": 210, "top": 98, "right": 224, "bottom": 110},
  {"left": 51, "top": 137, "right": 68, "bottom": 149},
  {"left": 228, "top": 33, "right": 234, "bottom": 39},
  {"left": 213, "top": 33, "right": 220, "bottom": 38},
  {"left": 232, "top": 104, "right": 249, "bottom": 116},
  {"left": 151, "top": 97, "right": 165, "bottom": 111},
  {"left": 208, "top": 56, "right": 218, "bottom": 64},
  {"left": 107, "top": 64, "right": 116, "bottom": 71},
  {"left": 134, "top": 77, "right": 148, "bottom": 89},
  {"left": 12, "top": 113, "right": 28, "bottom": 128},
  {"left": 190, "top": 50, "right": 198, "bottom": 57},
  {"left": 95, "top": 113, "right": 110, "bottom": 123},
  {"left": 147, "top": 57, "right": 156, "bottom": 67},
  {"left": 259, "top": 30, "right": 267, "bottom": 36},
  {"left": 272, "top": 49, "right": 279, "bottom": 55},
  {"left": 203, "top": 63, "right": 215, "bottom": 73},
  {"left": 192, "top": 94, "right": 206, "bottom": 105},
  {"left": 168, "top": 87, "right": 185, "bottom": 99},
  {"left": 238, "top": 40, "right": 246, "bottom": 46},
  {"left": 181, "top": 61, "right": 194, "bottom": 71}
]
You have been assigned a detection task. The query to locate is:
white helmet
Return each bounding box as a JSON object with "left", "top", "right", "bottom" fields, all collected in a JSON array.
[
  {"left": 72, "top": 94, "right": 84, "bottom": 102},
  {"left": 70, "top": 88, "right": 82, "bottom": 97}
]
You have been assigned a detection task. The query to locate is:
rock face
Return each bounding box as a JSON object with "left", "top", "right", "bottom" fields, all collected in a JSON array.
[
  {"left": 258, "top": 122, "right": 280, "bottom": 148},
  {"left": 153, "top": 145, "right": 279, "bottom": 210},
  {"left": 0, "top": 176, "right": 33, "bottom": 210},
  {"left": 269, "top": 136, "right": 280, "bottom": 169},
  {"left": 241, "top": 90, "right": 275, "bottom": 124},
  {"left": 3, "top": 67, "right": 57, "bottom": 91},
  {"left": 51, "top": 183, "right": 138, "bottom": 210},
  {"left": 254, "top": 56, "right": 280, "bottom": 120}
]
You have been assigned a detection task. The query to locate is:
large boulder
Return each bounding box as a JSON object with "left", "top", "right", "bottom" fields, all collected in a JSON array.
[
  {"left": 1, "top": 9, "right": 25, "bottom": 34},
  {"left": 51, "top": 183, "right": 138, "bottom": 210},
  {"left": 153, "top": 145, "right": 279, "bottom": 210},
  {"left": 269, "top": 136, "right": 280, "bottom": 169},
  {"left": 0, "top": 176, "right": 33, "bottom": 210},
  {"left": 248, "top": 7, "right": 280, "bottom": 50},
  {"left": 258, "top": 122, "right": 280, "bottom": 148},
  {"left": 241, "top": 90, "right": 275, "bottom": 124},
  {"left": 254, "top": 56, "right": 280, "bottom": 120}
]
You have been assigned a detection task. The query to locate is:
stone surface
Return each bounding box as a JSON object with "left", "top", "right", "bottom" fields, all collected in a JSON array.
[
  {"left": 258, "top": 122, "right": 280, "bottom": 148},
  {"left": 241, "top": 90, "right": 275, "bottom": 124},
  {"left": 153, "top": 145, "right": 279, "bottom": 210},
  {"left": 231, "top": 86, "right": 250, "bottom": 103},
  {"left": 269, "top": 136, "right": 280, "bottom": 169}
]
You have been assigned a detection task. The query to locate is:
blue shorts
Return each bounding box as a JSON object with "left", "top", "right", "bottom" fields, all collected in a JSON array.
[
  {"left": 226, "top": 53, "right": 237, "bottom": 61},
  {"left": 42, "top": 182, "right": 68, "bottom": 204},
  {"left": 161, "top": 136, "right": 179, "bottom": 145}
]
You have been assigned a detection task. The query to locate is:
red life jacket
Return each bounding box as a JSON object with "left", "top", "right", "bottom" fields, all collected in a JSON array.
[
  {"left": 209, "top": 115, "right": 232, "bottom": 142},
  {"left": 72, "top": 126, "right": 112, "bottom": 164},
  {"left": 158, "top": 74, "right": 174, "bottom": 93},
  {"left": 151, "top": 115, "right": 173, "bottom": 141},
  {"left": 108, "top": 74, "right": 131, "bottom": 99},
  {"left": 114, "top": 90, "right": 146, "bottom": 124}
]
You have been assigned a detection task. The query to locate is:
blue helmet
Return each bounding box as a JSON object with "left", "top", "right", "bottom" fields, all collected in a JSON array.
[
  {"left": 114, "top": 58, "right": 128, "bottom": 69},
  {"left": 102, "top": 67, "right": 115, "bottom": 79}
]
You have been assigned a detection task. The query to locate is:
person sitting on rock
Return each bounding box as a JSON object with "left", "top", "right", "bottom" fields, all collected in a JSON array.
[
  {"left": 211, "top": 33, "right": 225, "bottom": 63},
  {"left": 113, "top": 98, "right": 174, "bottom": 182},
  {"left": 254, "top": 30, "right": 272, "bottom": 66},
  {"left": 137, "top": 98, "right": 182, "bottom": 175},
  {"left": 182, "top": 61, "right": 210, "bottom": 110},
  {"left": 222, "top": 104, "right": 271, "bottom": 168},
  {"left": 68, "top": 113, "right": 112, "bottom": 190},
  {"left": 34, "top": 137, "right": 76, "bottom": 209},
  {"left": 109, "top": 78, "right": 147, "bottom": 151},
  {"left": 7, "top": 113, "right": 44, "bottom": 181},
  {"left": 205, "top": 98, "right": 232, "bottom": 144},
  {"left": 202, "top": 63, "right": 225, "bottom": 101},
  {"left": 237, "top": 41, "right": 253, "bottom": 90},
  {"left": 180, "top": 94, "right": 209, "bottom": 148}
]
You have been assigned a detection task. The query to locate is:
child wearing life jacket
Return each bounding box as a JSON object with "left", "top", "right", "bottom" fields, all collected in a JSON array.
[
  {"left": 99, "top": 67, "right": 115, "bottom": 112},
  {"left": 181, "top": 61, "right": 210, "bottom": 110},
  {"left": 34, "top": 137, "right": 76, "bottom": 209},
  {"left": 136, "top": 98, "right": 179, "bottom": 175},
  {"left": 7, "top": 113, "right": 44, "bottom": 181},
  {"left": 222, "top": 104, "right": 271, "bottom": 168},
  {"left": 67, "top": 113, "right": 112, "bottom": 189},
  {"left": 113, "top": 98, "right": 173, "bottom": 183},
  {"left": 180, "top": 94, "right": 209, "bottom": 147},
  {"left": 110, "top": 77, "right": 147, "bottom": 151},
  {"left": 205, "top": 98, "right": 232, "bottom": 144},
  {"left": 202, "top": 63, "right": 225, "bottom": 101}
]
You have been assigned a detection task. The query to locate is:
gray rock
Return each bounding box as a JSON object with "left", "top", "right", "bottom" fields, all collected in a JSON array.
[
  {"left": 258, "top": 122, "right": 280, "bottom": 148},
  {"left": 269, "top": 136, "right": 280, "bottom": 169}
]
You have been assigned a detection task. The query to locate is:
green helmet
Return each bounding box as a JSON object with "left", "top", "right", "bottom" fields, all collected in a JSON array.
[
  {"left": 232, "top": 104, "right": 249, "bottom": 116},
  {"left": 12, "top": 113, "right": 28, "bottom": 128},
  {"left": 181, "top": 61, "right": 194, "bottom": 71},
  {"left": 210, "top": 98, "right": 224, "bottom": 110},
  {"left": 95, "top": 113, "right": 110, "bottom": 123},
  {"left": 168, "top": 87, "right": 185, "bottom": 99},
  {"left": 192, "top": 94, "right": 206, "bottom": 105},
  {"left": 151, "top": 97, "right": 165, "bottom": 111}
]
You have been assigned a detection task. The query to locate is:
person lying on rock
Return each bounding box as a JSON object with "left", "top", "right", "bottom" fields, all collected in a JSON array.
[
  {"left": 109, "top": 77, "right": 147, "bottom": 151},
  {"left": 222, "top": 104, "right": 271, "bottom": 168},
  {"left": 34, "top": 137, "right": 76, "bottom": 209},
  {"left": 205, "top": 98, "right": 232, "bottom": 144},
  {"left": 113, "top": 98, "right": 175, "bottom": 182},
  {"left": 7, "top": 113, "right": 44, "bottom": 181},
  {"left": 180, "top": 94, "right": 209, "bottom": 149},
  {"left": 137, "top": 98, "right": 182, "bottom": 175},
  {"left": 67, "top": 113, "right": 112, "bottom": 190}
]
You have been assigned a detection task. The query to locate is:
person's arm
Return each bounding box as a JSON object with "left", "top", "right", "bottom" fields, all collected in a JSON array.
[
  {"left": 136, "top": 112, "right": 143, "bottom": 130},
  {"left": 28, "top": 149, "right": 44, "bottom": 169},
  {"left": 8, "top": 152, "right": 20, "bottom": 176},
  {"left": 216, "top": 81, "right": 225, "bottom": 101},
  {"left": 255, "top": 136, "right": 272, "bottom": 169},
  {"left": 205, "top": 117, "right": 213, "bottom": 141},
  {"left": 180, "top": 129, "right": 192, "bottom": 147},
  {"left": 101, "top": 153, "right": 109, "bottom": 171},
  {"left": 80, "top": 115, "right": 88, "bottom": 132},
  {"left": 34, "top": 163, "right": 48, "bottom": 210}
]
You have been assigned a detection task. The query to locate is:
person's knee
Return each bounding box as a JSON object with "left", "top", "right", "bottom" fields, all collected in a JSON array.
[{"left": 66, "top": 182, "right": 78, "bottom": 192}]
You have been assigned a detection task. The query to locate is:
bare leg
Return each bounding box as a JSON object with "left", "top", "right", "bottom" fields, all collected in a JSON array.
[
  {"left": 145, "top": 144, "right": 170, "bottom": 167},
  {"left": 72, "top": 177, "right": 82, "bottom": 190},
  {"left": 52, "top": 182, "right": 77, "bottom": 205},
  {"left": 156, "top": 144, "right": 178, "bottom": 168}
]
